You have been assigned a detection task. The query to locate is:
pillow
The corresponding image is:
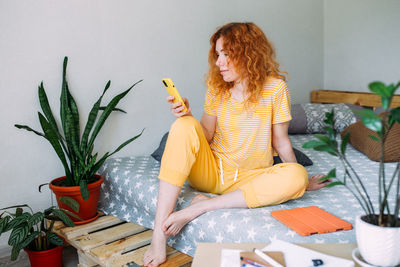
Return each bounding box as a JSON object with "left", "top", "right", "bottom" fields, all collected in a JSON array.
[
  {"left": 150, "top": 132, "right": 169, "bottom": 162},
  {"left": 289, "top": 103, "right": 358, "bottom": 134},
  {"left": 273, "top": 148, "right": 313, "bottom": 166},
  {"left": 341, "top": 114, "right": 400, "bottom": 162},
  {"left": 151, "top": 132, "right": 313, "bottom": 166}
]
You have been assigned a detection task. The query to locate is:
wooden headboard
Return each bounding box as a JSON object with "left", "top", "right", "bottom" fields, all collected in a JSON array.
[{"left": 311, "top": 89, "right": 400, "bottom": 109}]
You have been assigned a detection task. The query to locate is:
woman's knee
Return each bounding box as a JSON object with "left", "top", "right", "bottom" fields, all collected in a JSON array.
[
  {"left": 170, "top": 116, "right": 199, "bottom": 135},
  {"left": 284, "top": 163, "right": 309, "bottom": 193}
]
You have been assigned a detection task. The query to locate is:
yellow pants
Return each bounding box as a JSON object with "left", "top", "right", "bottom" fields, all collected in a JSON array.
[{"left": 159, "top": 116, "right": 309, "bottom": 208}]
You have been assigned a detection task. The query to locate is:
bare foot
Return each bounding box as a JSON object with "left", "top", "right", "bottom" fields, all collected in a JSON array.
[
  {"left": 143, "top": 230, "right": 167, "bottom": 267},
  {"left": 162, "top": 196, "right": 209, "bottom": 236}
]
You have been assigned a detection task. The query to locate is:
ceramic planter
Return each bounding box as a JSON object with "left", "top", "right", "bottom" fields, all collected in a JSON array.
[
  {"left": 355, "top": 215, "right": 400, "bottom": 266},
  {"left": 49, "top": 175, "right": 103, "bottom": 225},
  {"left": 24, "top": 245, "right": 63, "bottom": 267}
]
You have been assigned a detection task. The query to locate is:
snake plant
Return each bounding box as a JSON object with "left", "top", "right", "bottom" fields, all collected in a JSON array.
[{"left": 15, "top": 57, "right": 143, "bottom": 200}]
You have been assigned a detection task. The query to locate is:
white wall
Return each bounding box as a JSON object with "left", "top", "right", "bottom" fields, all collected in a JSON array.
[
  {"left": 0, "top": 0, "right": 324, "bottom": 254},
  {"left": 324, "top": 0, "right": 400, "bottom": 91}
]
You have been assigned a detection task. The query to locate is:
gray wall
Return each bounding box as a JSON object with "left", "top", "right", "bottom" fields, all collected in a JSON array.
[
  {"left": 324, "top": 0, "right": 400, "bottom": 91},
  {"left": 4, "top": 0, "right": 397, "bottom": 255}
]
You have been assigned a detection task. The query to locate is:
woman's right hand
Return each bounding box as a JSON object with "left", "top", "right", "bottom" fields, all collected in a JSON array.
[{"left": 167, "top": 96, "right": 192, "bottom": 117}]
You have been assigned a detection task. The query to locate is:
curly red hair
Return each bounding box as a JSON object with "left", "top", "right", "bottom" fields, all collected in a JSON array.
[{"left": 206, "top": 22, "right": 287, "bottom": 104}]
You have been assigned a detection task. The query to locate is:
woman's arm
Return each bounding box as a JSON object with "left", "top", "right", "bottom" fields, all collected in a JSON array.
[
  {"left": 271, "top": 121, "right": 296, "bottom": 162},
  {"left": 200, "top": 112, "right": 217, "bottom": 143},
  {"left": 272, "top": 121, "right": 330, "bottom": 191}
]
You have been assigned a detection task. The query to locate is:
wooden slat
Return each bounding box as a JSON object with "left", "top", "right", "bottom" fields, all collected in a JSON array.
[
  {"left": 106, "top": 245, "right": 177, "bottom": 267},
  {"left": 90, "top": 230, "right": 153, "bottom": 260},
  {"left": 72, "top": 222, "right": 147, "bottom": 250},
  {"left": 311, "top": 89, "right": 400, "bottom": 108},
  {"left": 158, "top": 252, "right": 193, "bottom": 267},
  {"left": 60, "top": 215, "right": 123, "bottom": 240}
]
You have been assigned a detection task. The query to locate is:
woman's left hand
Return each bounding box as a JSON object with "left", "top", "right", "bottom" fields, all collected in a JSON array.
[{"left": 306, "top": 174, "right": 331, "bottom": 191}]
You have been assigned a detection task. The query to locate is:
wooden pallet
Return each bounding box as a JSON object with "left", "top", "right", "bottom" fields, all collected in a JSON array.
[{"left": 52, "top": 214, "right": 192, "bottom": 267}]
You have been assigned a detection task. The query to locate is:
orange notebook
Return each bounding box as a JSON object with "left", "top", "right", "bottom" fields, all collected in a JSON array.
[{"left": 270, "top": 206, "right": 352, "bottom": 236}]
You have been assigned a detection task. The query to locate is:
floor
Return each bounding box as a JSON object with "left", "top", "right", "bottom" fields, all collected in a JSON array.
[{"left": 0, "top": 246, "right": 79, "bottom": 266}]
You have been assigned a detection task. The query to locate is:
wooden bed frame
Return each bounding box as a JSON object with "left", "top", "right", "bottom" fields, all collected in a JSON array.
[{"left": 311, "top": 89, "right": 400, "bottom": 108}]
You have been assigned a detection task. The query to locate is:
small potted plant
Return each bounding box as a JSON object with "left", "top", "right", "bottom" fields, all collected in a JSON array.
[
  {"left": 15, "top": 57, "right": 144, "bottom": 224},
  {"left": 0, "top": 203, "right": 75, "bottom": 267},
  {"left": 303, "top": 81, "right": 400, "bottom": 266}
]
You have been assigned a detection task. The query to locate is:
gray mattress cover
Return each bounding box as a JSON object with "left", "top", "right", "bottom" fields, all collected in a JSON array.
[{"left": 98, "top": 134, "right": 398, "bottom": 257}]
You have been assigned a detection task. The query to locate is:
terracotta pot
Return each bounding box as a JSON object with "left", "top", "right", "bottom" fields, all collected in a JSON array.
[
  {"left": 356, "top": 215, "right": 400, "bottom": 266},
  {"left": 24, "top": 245, "right": 63, "bottom": 267},
  {"left": 49, "top": 175, "right": 103, "bottom": 224}
]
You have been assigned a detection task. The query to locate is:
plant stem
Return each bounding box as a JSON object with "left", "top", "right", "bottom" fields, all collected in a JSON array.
[{"left": 343, "top": 156, "right": 376, "bottom": 216}]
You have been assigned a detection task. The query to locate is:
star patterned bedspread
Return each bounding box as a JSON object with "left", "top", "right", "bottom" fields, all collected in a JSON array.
[{"left": 98, "top": 134, "right": 398, "bottom": 257}]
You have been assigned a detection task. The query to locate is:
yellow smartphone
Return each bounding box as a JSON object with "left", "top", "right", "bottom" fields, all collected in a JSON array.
[{"left": 162, "top": 78, "right": 188, "bottom": 113}]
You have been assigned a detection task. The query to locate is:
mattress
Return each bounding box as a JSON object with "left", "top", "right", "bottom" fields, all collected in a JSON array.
[{"left": 98, "top": 134, "right": 398, "bottom": 257}]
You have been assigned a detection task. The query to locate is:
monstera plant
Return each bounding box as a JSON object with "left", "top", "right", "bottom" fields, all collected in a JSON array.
[{"left": 303, "top": 81, "right": 400, "bottom": 266}]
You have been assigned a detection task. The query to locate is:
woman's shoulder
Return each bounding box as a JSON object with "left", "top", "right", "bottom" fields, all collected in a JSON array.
[
  {"left": 263, "top": 76, "right": 287, "bottom": 88},
  {"left": 262, "top": 77, "right": 288, "bottom": 95}
]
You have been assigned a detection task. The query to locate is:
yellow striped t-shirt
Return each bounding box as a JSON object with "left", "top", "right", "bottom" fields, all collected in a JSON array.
[{"left": 204, "top": 77, "right": 292, "bottom": 170}]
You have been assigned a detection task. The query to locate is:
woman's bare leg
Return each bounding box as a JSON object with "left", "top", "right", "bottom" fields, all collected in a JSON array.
[
  {"left": 143, "top": 180, "right": 181, "bottom": 267},
  {"left": 163, "top": 190, "right": 247, "bottom": 236}
]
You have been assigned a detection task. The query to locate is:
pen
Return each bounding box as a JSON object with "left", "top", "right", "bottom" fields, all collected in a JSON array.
[
  {"left": 242, "top": 263, "right": 258, "bottom": 267},
  {"left": 240, "top": 256, "right": 268, "bottom": 267},
  {"left": 253, "top": 248, "right": 283, "bottom": 267}
]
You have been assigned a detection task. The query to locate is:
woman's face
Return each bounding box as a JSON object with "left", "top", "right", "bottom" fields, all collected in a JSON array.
[{"left": 215, "top": 38, "right": 240, "bottom": 83}]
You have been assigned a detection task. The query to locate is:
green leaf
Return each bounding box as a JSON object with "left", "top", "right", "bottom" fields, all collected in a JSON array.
[
  {"left": 99, "top": 106, "right": 127, "bottom": 113},
  {"left": 389, "top": 107, "right": 400, "bottom": 126},
  {"left": 81, "top": 81, "right": 111, "bottom": 155},
  {"left": 313, "top": 144, "right": 337, "bottom": 155},
  {"left": 38, "top": 82, "right": 62, "bottom": 141},
  {"left": 368, "top": 81, "right": 393, "bottom": 109},
  {"left": 324, "top": 181, "right": 344, "bottom": 188},
  {"left": 368, "top": 134, "right": 380, "bottom": 142},
  {"left": 0, "top": 216, "right": 11, "bottom": 234},
  {"left": 302, "top": 140, "right": 326, "bottom": 149},
  {"left": 59, "top": 197, "right": 80, "bottom": 213},
  {"left": 19, "top": 231, "right": 39, "bottom": 249},
  {"left": 28, "top": 212, "right": 44, "bottom": 228},
  {"left": 51, "top": 209, "right": 75, "bottom": 227},
  {"left": 38, "top": 112, "right": 71, "bottom": 178},
  {"left": 80, "top": 179, "right": 89, "bottom": 201},
  {"left": 325, "top": 168, "right": 337, "bottom": 180},
  {"left": 323, "top": 110, "right": 334, "bottom": 125},
  {"left": 5, "top": 213, "right": 31, "bottom": 231},
  {"left": 10, "top": 244, "right": 21, "bottom": 261},
  {"left": 108, "top": 129, "right": 144, "bottom": 158},
  {"left": 354, "top": 109, "right": 383, "bottom": 132},
  {"left": 20, "top": 231, "right": 39, "bottom": 249},
  {"left": 341, "top": 132, "right": 350, "bottom": 155},
  {"left": 8, "top": 224, "right": 29, "bottom": 246},
  {"left": 315, "top": 134, "right": 332, "bottom": 144},
  {"left": 58, "top": 208, "right": 82, "bottom": 222},
  {"left": 14, "top": 124, "right": 46, "bottom": 138},
  {"left": 47, "top": 232, "right": 64, "bottom": 246},
  {"left": 86, "top": 80, "right": 142, "bottom": 154},
  {"left": 369, "top": 81, "right": 390, "bottom": 97}
]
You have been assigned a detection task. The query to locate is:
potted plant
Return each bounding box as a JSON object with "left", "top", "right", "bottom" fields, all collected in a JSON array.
[
  {"left": 303, "top": 81, "right": 400, "bottom": 266},
  {"left": 15, "top": 57, "right": 143, "bottom": 224},
  {"left": 0, "top": 203, "right": 75, "bottom": 267}
]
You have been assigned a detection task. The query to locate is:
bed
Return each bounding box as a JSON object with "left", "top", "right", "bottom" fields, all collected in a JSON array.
[{"left": 97, "top": 90, "right": 399, "bottom": 257}]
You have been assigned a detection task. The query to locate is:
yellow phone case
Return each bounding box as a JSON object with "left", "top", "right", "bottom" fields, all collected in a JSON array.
[{"left": 162, "top": 78, "right": 188, "bottom": 113}]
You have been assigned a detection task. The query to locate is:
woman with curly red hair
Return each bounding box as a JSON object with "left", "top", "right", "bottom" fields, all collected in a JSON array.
[{"left": 143, "top": 22, "right": 327, "bottom": 267}]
